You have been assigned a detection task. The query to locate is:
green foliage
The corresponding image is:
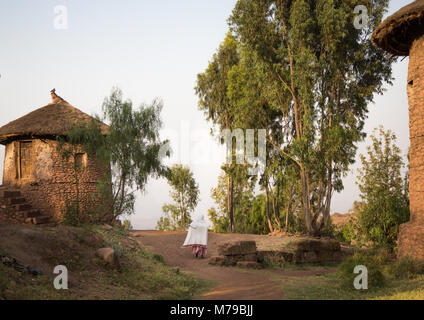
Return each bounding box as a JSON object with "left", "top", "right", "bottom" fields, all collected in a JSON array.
[
  {"left": 157, "top": 165, "right": 200, "bottom": 231},
  {"left": 338, "top": 252, "right": 386, "bottom": 289},
  {"left": 387, "top": 257, "right": 424, "bottom": 280},
  {"left": 355, "top": 127, "right": 410, "bottom": 250}
]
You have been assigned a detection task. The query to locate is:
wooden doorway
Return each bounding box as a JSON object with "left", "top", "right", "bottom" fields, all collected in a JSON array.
[{"left": 19, "top": 141, "right": 32, "bottom": 179}]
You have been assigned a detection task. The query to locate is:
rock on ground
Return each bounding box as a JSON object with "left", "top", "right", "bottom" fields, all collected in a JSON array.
[{"left": 96, "top": 247, "right": 119, "bottom": 267}]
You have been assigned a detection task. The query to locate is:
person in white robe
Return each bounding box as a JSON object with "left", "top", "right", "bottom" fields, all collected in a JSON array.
[{"left": 182, "top": 215, "right": 208, "bottom": 258}]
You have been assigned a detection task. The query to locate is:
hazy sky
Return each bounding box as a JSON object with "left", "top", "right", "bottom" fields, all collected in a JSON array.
[{"left": 0, "top": 0, "right": 411, "bottom": 229}]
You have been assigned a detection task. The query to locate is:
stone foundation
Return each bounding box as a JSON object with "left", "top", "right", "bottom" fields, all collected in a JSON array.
[{"left": 397, "top": 222, "right": 424, "bottom": 261}]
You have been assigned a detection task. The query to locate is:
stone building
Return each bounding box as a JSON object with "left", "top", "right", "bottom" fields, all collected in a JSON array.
[
  {"left": 372, "top": 0, "right": 424, "bottom": 260},
  {"left": 0, "top": 90, "right": 111, "bottom": 225}
]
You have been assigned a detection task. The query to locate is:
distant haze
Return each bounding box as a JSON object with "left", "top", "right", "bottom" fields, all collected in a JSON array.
[{"left": 0, "top": 0, "right": 410, "bottom": 229}]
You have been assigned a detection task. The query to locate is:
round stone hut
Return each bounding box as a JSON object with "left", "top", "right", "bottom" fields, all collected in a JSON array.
[
  {"left": 0, "top": 90, "right": 112, "bottom": 224},
  {"left": 372, "top": 0, "right": 424, "bottom": 260}
]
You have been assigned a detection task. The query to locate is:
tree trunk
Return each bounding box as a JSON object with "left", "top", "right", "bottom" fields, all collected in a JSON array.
[
  {"left": 117, "top": 171, "right": 127, "bottom": 217},
  {"left": 180, "top": 192, "right": 186, "bottom": 230},
  {"left": 285, "top": 202, "right": 290, "bottom": 231},
  {"left": 300, "top": 166, "right": 317, "bottom": 236},
  {"left": 229, "top": 175, "right": 235, "bottom": 232},
  {"left": 265, "top": 179, "right": 274, "bottom": 233},
  {"left": 273, "top": 183, "right": 281, "bottom": 230}
]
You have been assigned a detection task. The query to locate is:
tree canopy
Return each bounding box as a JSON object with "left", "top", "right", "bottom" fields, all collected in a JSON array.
[{"left": 198, "top": 0, "right": 394, "bottom": 236}]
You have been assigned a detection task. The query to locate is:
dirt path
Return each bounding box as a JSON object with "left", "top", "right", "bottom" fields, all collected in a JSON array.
[{"left": 132, "top": 231, "right": 335, "bottom": 300}]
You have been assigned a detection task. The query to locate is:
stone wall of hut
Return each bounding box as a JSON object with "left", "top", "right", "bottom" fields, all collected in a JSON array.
[
  {"left": 398, "top": 35, "right": 424, "bottom": 259},
  {"left": 407, "top": 35, "right": 424, "bottom": 225},
  {"left": 2, "top": 138, "right": 112, "bottom": 223}
]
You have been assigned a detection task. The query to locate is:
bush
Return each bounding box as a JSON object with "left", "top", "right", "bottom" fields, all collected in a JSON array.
[
  {"left": 62, "top": 200, "right": 82, "bottom": 226},
  {"left": 123, "top": 219, "right": 133, "bottom": 231},
  {"left": 152, "top": 253, "right": 165, "bottom": 264},
  {"left": 355, "top": 127, "right": 410, "bottom": 250},
  {"left": 335, "top": 220, "right": 357, "bottom": 244},
  {"left": 320, "top": 218, "right": 336, "bottom": 238},
  {"left": 338, "top": 252, "right": 385, "bottom": 289},
  {"left": 387, "top": 256, "right": 424, "bottom": 279}
]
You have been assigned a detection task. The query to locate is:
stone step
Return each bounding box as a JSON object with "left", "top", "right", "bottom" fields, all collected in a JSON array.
[
  {"left": 2, "top": 190, "right": 22, "bottom": 199},
  {"left": 14, "top": 203, "right": 32, "bottom": 211},
  {"left": 32, "top": 216, "right": 50, "bottom": 225},
  {"left": 21, "top": 210, "right": 41, "bottom": 219},
  {"left": 6, "top": 197, "right": 26, "bottom": 205}
]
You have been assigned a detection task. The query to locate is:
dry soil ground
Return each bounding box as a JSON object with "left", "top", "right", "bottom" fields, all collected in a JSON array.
[{"left": 132, "top": 231, "right": 336, "bottom": 300}]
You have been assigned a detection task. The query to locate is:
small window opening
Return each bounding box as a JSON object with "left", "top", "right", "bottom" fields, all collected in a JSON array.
[
  {"left": 408, "top": 79, "right": 414, "bottom": 86},
  {"left": 75, "top": 153, "right": 87, "bottom": 170}
]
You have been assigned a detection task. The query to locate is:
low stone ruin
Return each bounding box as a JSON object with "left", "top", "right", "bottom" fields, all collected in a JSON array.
[
  {"left": 209, "top": 240, "right": 263, "bottom": 269},
  {"left": 209, "top": 238, "right": 349, "bottom": 268},
  {"left": 275, "top": 238, "right": 344, "bottom": 263}
]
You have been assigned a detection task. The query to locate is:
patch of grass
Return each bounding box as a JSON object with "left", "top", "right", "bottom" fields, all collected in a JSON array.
[
  {"left": 0, "top": 263, "right": 76, "bottom": 300},
  {"left": 267, "top": 253, "right": 424, "bottom": 300},
  {"left": 277, "top": 272, "right": 424, "bottom": 300},
  {"left": 152, "top": 253, "right": 165, "bottom": 264},
  {"left": 386, "top": 256, "right": 424, "bottom": 280}
]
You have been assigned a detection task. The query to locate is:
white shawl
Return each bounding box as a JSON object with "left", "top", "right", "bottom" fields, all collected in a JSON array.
[{"left": 183, "top": 216, "right": 208, "bottom": 247}]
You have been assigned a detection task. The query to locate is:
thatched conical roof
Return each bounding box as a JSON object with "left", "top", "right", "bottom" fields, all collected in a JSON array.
[
  {"left": 0, "top": 90, "right": 109, "bottom": 145},
  {"left": 372, "top": 0, "right": 424, "bottom": 56}
]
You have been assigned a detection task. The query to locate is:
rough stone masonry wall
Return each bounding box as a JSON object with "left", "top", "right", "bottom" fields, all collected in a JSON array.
[
  {"left": 2, "top": 138, "right": 112, "bottom": 223},
  {"left": 398, "top": 34, "right": 424, "bottom": 260},
  {"left": 408, "top": 34, "right": 424, "bottom": 225}
]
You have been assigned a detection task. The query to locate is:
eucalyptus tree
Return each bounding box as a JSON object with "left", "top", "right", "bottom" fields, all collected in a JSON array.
[
  {"left": 195, "top": 33, "right": 241, "bottom": 232},
  {"left": 228, "top": 0, "right": 393, "bottom": 235}
]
